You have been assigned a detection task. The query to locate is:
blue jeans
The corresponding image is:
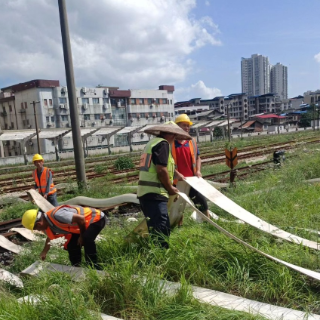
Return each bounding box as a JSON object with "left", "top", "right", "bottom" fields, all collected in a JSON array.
[
  {"left": 139, "top": 199, "right": 170, "bottom": 249},
  {"left": 47, "top": 193, "right": 59, "bottom": 207}
]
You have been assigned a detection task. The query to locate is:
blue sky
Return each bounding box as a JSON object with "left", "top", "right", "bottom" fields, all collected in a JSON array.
[
  {"left": 0, "top": 0, "right": 319, "bottom": 101},
  {"left": 186, "top": 0, "right": 320, "bottom": 99}
]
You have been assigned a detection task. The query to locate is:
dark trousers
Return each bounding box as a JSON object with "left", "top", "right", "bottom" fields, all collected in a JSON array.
[
  {"left": 66, "top": 217, "right": 106, "bottom": 267},
  {"left": 47, "top": 193, "right": 59, "bottom": 207},
  {"left": 139, "top": 199, "right": 170, "bottom": 249}
]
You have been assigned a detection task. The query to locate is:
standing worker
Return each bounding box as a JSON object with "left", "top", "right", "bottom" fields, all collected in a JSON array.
[
  {"left": 137, "top": 122, "right": 192, "bottom": 248},
  {"left": 32, "top": 154, "right": 58, "bottom": 207},
  {"left": 172, "top": 114, "right": 210, "bottom": 226},
  {"left": 21, "top": 205, "right": 106, "bottom": 269}
]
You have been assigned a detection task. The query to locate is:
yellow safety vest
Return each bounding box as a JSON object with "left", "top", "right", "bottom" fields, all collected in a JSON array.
[{"left": 137, "top": 137, "right": 175, "bottom": 198}]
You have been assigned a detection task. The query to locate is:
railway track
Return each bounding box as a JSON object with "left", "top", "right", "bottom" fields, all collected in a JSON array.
[{"left": 1, "top": 137, "right": 319, "bottom": 197}]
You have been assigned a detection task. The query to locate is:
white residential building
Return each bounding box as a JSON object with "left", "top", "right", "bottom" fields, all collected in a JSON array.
[
  {"left": 0, "top": 80, "right": 175, "bottom": 156},
  {"left": 241, "top": 54, "right": 270, "bottom": 96},
  {"left": 270, "top": 63, "right": 288, "bottom": 100}
]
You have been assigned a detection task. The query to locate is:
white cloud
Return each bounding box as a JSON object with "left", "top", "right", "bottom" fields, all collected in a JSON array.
[
  {"left": 314, "top": 52, "right": 320, "bottom": 63},
  {"left": 205, "top": 0, "right": 210, "bottom": 6},
  {"left": 0, "top": 0, "right": 221, "bottom": 90},
  {"left": 175, "top": 80, "right": 222, "bottom": 101}
]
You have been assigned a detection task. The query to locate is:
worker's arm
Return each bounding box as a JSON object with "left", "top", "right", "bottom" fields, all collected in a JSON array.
[
  {"left": 39, "top": 237, "right": 51, "bottom": 261},
  {"left": 72, "top": 214, "right": 86, "bottom": 246},
  {"left": 156, "top": 165, "right": 178, "bottom": 195},
  {"left": 44, "top": 170, "right": 53, "bottom": 199},
  {"left": 195, "top": 156, "right": 202, "bottom": 178},
  {"left": 174, "top": 169, "right": 185, "bottom": 181}
]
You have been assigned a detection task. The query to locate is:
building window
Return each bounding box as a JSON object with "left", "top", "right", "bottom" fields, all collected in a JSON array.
[
  {"left": 139, "top": 98, "right": 144, "bottom": 104},
  {"left": 103, "top": 98, "right": 109, "bottom": 104},
  {"left": 44, "top": 99, "right": 48, "bottom": 106},
  {"left": 24, "top": 102, "right": 28, "bottom": 109},
  {"left": 131, "top": 113, "right": 137, "bottom": 118},
  {"left": 94, "top": 114, "right": 100, "bottom": 120},
  {"left": 46, "top": 116, "right": 50, "bottom": 122},
  {"left": 156, "top": 98, "right": 160, "bottom": 104},
  {"left": 21, "top": 102, "right": 24, "bottom": 109},
  {"left": 51, "top": 116, "right": 54, "bottom": 122},
  {"left": 49, "top": 99, "right": 52, "bottom": 106},
  {"left": 156, "top": 112, "right": 161, "bottom": 117},
  {"left": 130, "top": 98, "right": 136, "bottom": 105},
  {"left": 147, "top": 98, "right": 152, "bottom": 105},
  {"left": 162, "top": 98, "right": 167, "bottom": 104},
  {"left": 92, "top": 98, "right": 99, "bottom": 104},
  {"left": 84, "top": 114, "right": 90, "bottom": 120},
  {"left": 61, "top": 115, "right": 68, "bottom": 121},
  {"left": 59, "top": 97, "right": 67, "bottom": 104},
  {"left": 9, "top": 105, "right": 12, "bottom": 112},
  {"left": 140, "top": 113, "right": 145, "bottom": 118},
  {"left": 82, "top": 98, "right": 89, "bottom": 104}
]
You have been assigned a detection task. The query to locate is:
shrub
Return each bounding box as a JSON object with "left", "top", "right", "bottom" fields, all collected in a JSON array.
[{"left": 114, "top": 156, "right": 134, "bottom": 170}]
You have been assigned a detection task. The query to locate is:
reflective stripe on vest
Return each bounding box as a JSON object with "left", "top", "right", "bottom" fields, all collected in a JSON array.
[
  {"left": 137, "top": 137, "right": 175, "bottom": 198},
  {"left": 171, "top": 138, "right": 198, "bottom": 184},
  {"left": 44, "top": 205, "right": 101, "bottom": 236},
  {"left": 33, "top": 167, "right": 57, "bottom": 196}
]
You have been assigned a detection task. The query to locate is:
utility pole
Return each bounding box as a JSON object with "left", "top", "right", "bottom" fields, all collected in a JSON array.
[
  {"left": 227, "top": 103, "right": 231, "bottom": 142},
  {"left": 58, "top": 0, "right": 87, "bottom": 188},
  {"left": 31, "top": 101, "right": 41, "bottom": 154}
]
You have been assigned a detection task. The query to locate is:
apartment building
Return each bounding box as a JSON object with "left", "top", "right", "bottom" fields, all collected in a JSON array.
[
  {"left": 270, "top": 63, "right": 288, "bottom": 100},
  {"left": 241, "top": 54, "right": 271, "bottom": 96},
  {"left": 0, "top": 80, "right": 175, "bottom": 156},
  {"left": 303, "top": 90, "right": 320, "bottom": 105}
]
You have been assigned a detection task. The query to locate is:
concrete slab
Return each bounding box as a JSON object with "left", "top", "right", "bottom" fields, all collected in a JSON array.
[
  {"left": 20, "top": 261, "right": 105, "bottom": 280},
  {"left": 20, "top": 261, "right": 319, "bottom": 320},
  {"left": 18, "top": 295, "right": 124, "bottom": 319},
  {"left": 0, "top": 268, "right": 23, "bottom": 288},
  {"left": 0, "top": 235, "right": 21, "bottom": 253}
]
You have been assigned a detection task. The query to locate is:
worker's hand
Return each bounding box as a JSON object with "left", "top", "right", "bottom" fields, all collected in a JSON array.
[
  {"left": 43, "top": 194, "right": 48, "bottom": 199},
  {"left": 175, "top": 171, "right": 185, "bottom": 181},
  {"left": 40, "top": 251, "right": 47, "bottom": 261},
  {"left": 168, "top": 186, "right": 179, "bottom": 196},
  {"left": 195, "top": 171, "right": 202, "bottom": 178},
  {"left": 77, "top": 235, "right": 84, "bottom": 247}
]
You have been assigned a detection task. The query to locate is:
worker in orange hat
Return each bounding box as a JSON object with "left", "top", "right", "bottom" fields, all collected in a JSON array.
[{"left": 32, "top": 154, "right": 58, "bottom": 207}]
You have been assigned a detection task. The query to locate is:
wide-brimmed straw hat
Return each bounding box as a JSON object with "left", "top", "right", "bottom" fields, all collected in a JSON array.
[{"left": 144, "top": 121, "right": 192, "bottom": 140}]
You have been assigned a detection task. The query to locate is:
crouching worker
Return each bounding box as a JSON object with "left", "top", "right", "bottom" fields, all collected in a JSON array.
[
  {"left": 22, "top": 205, "right": 106, "bottom": 269},
  {"left": 137, "top": 121, "right": 192, "bottom": 248}
]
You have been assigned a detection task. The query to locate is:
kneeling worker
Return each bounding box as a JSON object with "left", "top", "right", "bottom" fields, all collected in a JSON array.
[
  {"left": 22, "top": 205, "right": 106, "bottom": 268},
  {"left": 32, "top": 154, "right": 58, "bottom": 207},
  {"left": 137, "top": 121, "right": 192, "bottom": 248},
  {"left": 172, "top": 114, "right": 210, "bottom": 226}
]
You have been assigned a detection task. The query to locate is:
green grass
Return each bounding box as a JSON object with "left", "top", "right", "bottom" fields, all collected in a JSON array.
[{"left": 2, "top": 132, "right": 320, "bottom": 318}]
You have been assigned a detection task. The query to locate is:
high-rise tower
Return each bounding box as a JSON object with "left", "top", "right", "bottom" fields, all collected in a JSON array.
[
  {"left": 270, "top": 63, "right": 288, "bottom": 100},
  {"left": 241, "top": 54, "right": 270, "bottom": 96}
]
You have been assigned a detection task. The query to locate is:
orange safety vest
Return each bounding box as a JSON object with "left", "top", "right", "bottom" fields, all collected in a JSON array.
[
  {"left": 44, "top": 205, "right": 103, "bottom": 249},
  {"left": 33, "top": 167, "right": 56, "bottom": 196},
  {"left": 171, "top": 138, "right": 198, "bottom": 185}
]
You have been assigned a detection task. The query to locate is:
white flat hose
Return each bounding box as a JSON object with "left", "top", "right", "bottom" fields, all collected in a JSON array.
[
  {"left": 61, "top": 194, "right": 140, "bottom": 207},
  {"left": 185, "top": 177, "right": 320, "bottom": 251},
  {"left": 178, "top": 192, "right": 320, "bottom": 282}
]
